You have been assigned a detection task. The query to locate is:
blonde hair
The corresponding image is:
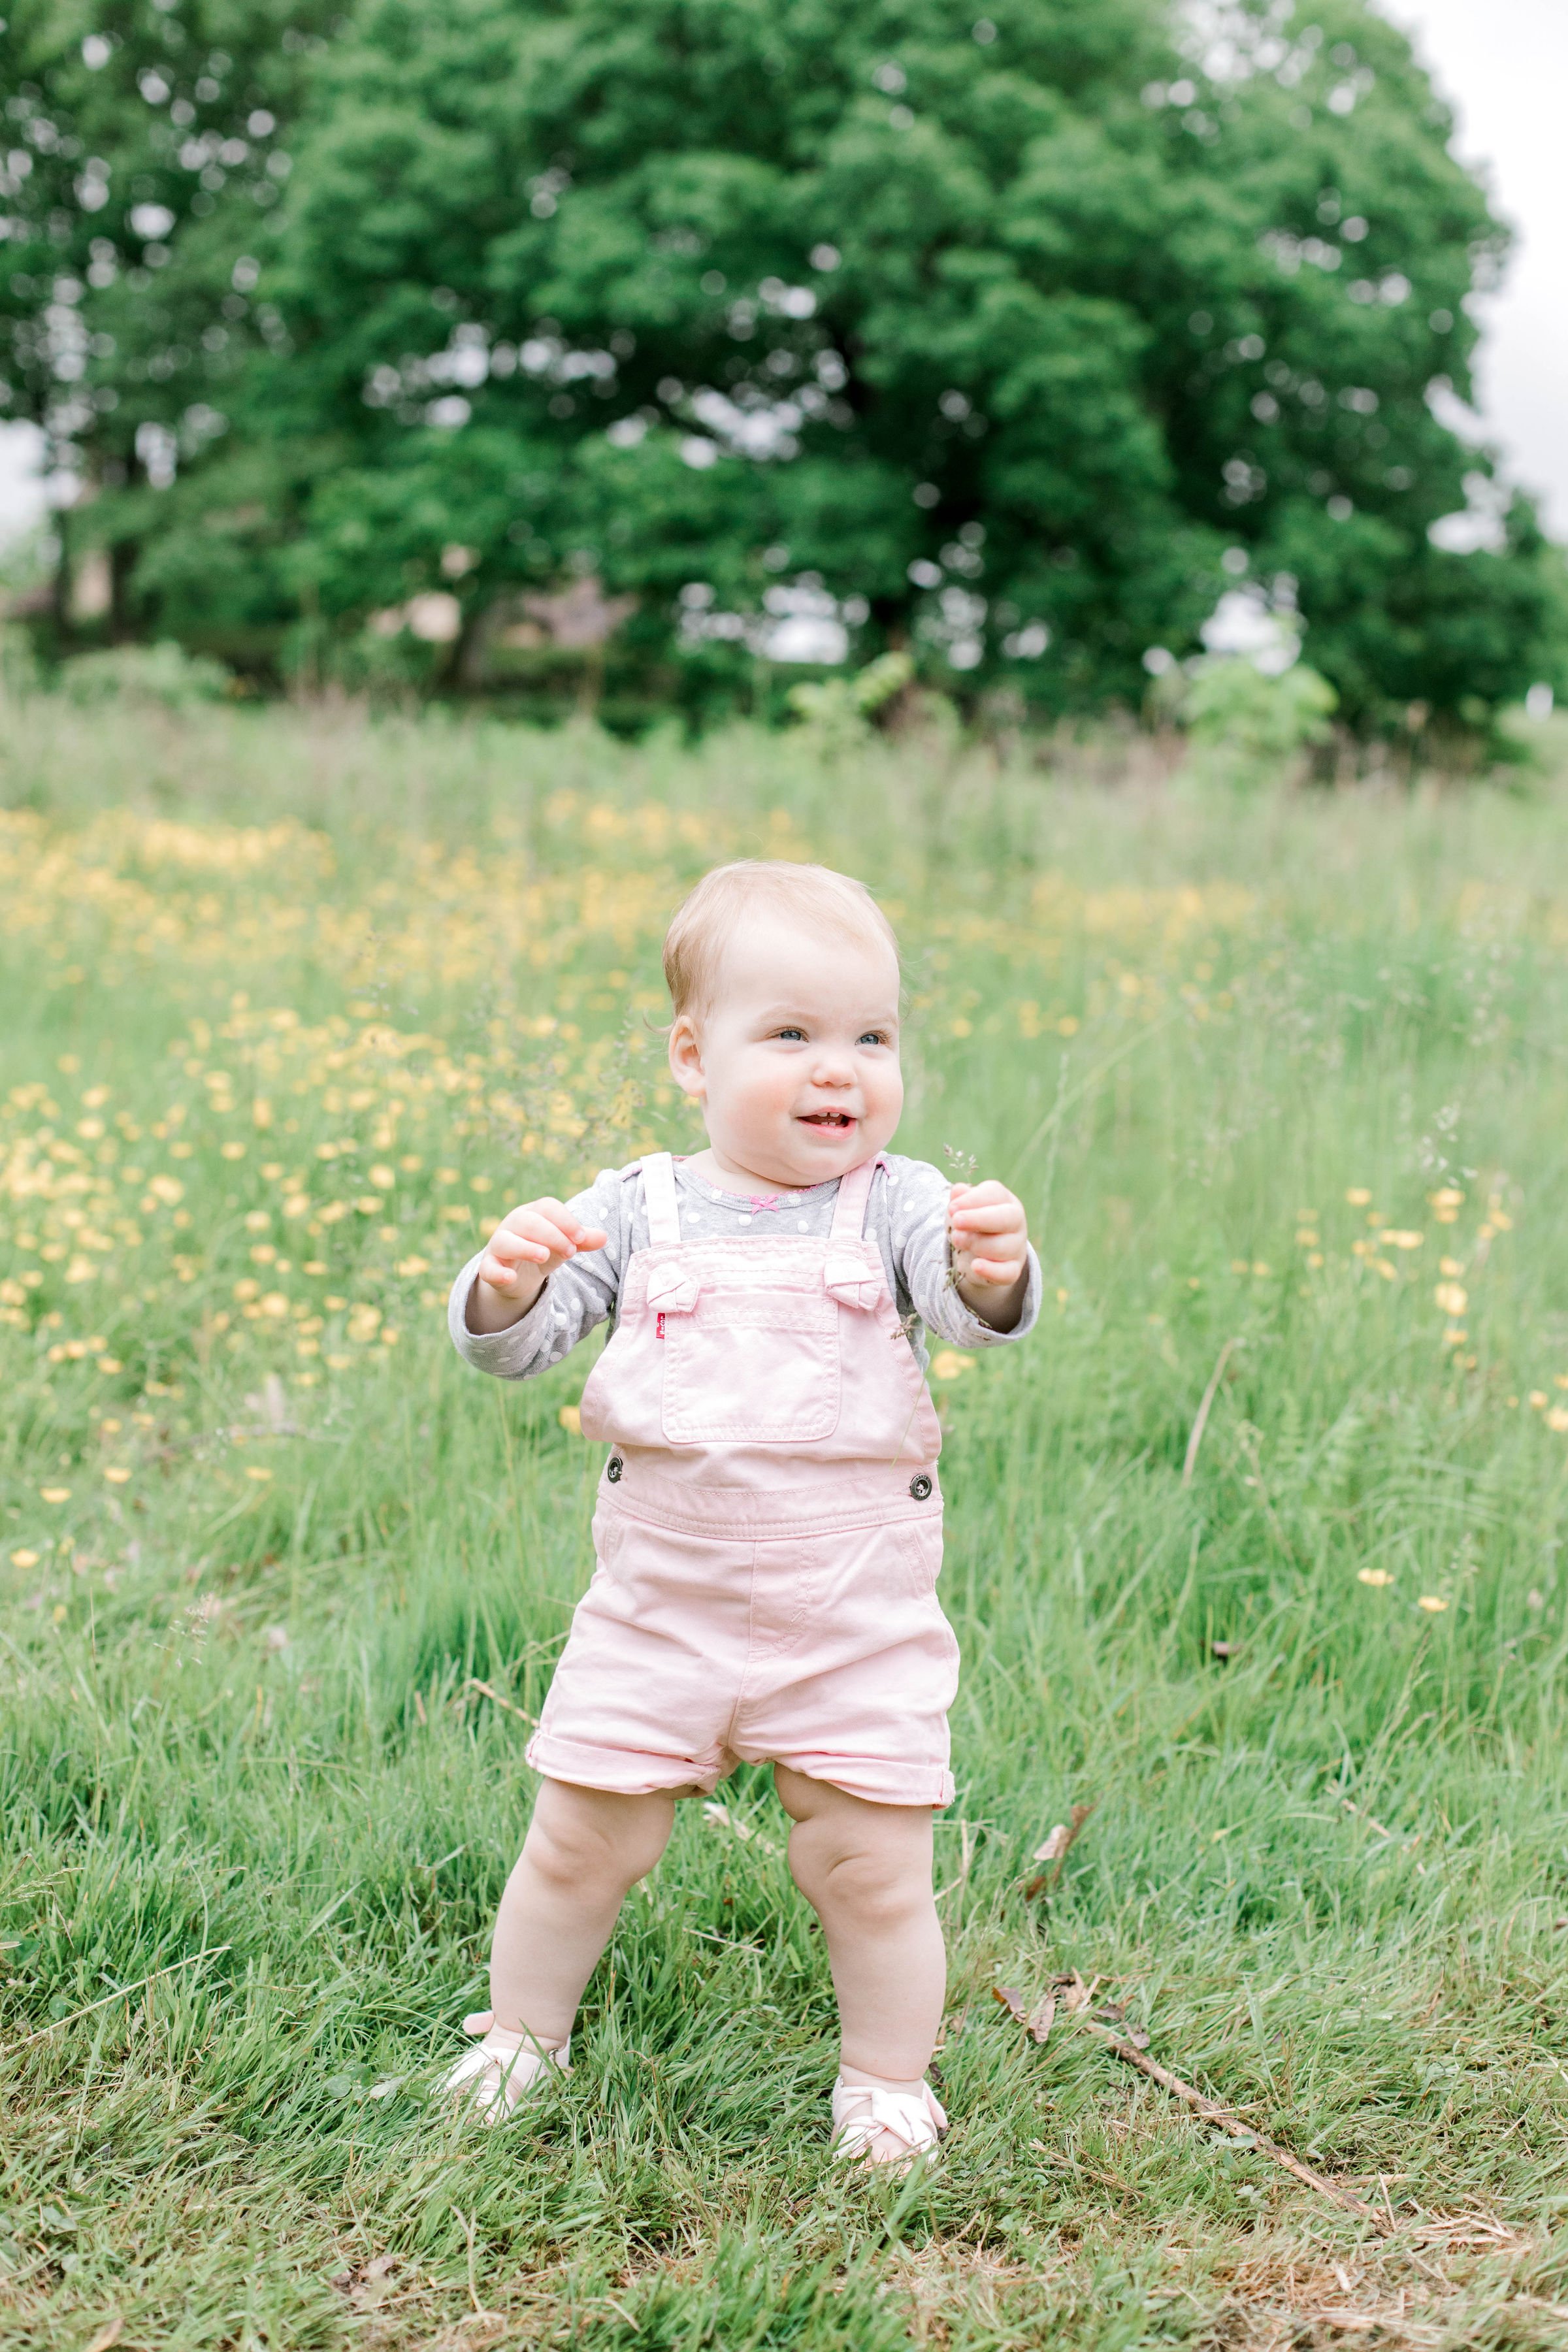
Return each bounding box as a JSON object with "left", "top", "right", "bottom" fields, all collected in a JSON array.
[{"left": 662, "top": 860, "right": 900, "bottom": 1019}]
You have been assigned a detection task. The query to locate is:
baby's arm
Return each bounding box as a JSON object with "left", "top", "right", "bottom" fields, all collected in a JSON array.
[
  {"left": 468, "top": 1197, "right": 609, "bottom": 1333},
  {"left": 448, "top": 1166, "right": 630, "bottom": 1382},
  {"left": 888, "top": 1158, "right": 1042, "bottom": 1348},
  {"left": 947, "top": 1181, "right": 1030, "bottom": 1331}
]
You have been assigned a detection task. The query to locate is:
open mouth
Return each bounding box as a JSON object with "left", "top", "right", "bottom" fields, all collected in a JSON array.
[{"left": 799, "top": 1110, "right": 855, "bottom": 1130}]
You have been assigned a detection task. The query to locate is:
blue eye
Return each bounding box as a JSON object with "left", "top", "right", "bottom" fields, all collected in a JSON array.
[
  {"left": 776, "top": 1026, "right": 807, "bottom": 1041},
  {"left": 858, "top": 1031, "right": 889, "bottom": 1047}
]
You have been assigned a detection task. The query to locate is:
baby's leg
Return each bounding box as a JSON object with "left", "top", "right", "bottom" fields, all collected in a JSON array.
[
  {"left": 774, "top": 1765, "right": 945, "bottom": 2087},
  {"left": 489, "top": 1778, "right": 676, "bottom": 2044}
]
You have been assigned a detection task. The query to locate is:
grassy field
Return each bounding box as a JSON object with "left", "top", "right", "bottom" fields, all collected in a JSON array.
[{"left": 4, "top": 693, "right": 1568, "bottom": 2349}]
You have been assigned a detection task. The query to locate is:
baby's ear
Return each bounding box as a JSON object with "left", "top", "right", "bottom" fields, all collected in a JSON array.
[{"left": 666, "top": 1012, "right": 706, "bottom": 1097}]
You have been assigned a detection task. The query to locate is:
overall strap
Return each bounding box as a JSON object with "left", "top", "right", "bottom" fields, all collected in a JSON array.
[
  {"left": 828, "top": 1154, "right": 883, "bottom": 1243},
  {"left": 640, "top": 1152, "right": 683, "bottom": 1249}
]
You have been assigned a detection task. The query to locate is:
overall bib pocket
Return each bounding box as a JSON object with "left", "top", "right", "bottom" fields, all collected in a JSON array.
[{"left": 662, "top": 1290, "right": 841, "bottom": 1445}]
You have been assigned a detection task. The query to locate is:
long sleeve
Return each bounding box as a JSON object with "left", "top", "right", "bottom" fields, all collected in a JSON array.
[
  {"left": 446, "top": 1164, "right": 637, "bottom": 1382},
  {"left": 882, "top": 1156, "right": 1042, "bottom": 1353},
  {"left": 447, "top": 1151, "right": 1041, "bottom": 1384}
]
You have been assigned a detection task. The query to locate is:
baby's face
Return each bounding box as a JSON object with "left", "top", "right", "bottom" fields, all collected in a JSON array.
[{"left": 670, "top": 914, "right": 903, "bottom": 1186}]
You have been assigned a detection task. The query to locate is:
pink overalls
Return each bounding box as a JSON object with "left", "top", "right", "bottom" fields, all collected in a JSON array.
[{"left": 525, "top": 1152, "right": 958, "bottom": 1808}]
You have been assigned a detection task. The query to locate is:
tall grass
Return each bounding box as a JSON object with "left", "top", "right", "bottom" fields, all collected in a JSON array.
[{"left": 2, "top": 695, "right": 1568, "bottom": 2348}]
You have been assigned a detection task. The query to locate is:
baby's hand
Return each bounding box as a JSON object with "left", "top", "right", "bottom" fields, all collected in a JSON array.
[
  {"left": 949, "top": 1180, "right": 1029, "bottom": 1294},
  {"left": 470, "top": 1198, "right": 608, "bottom": 1331},
  {"left": 480, "top": 1198, "right": 608, "bottom": 1296}
]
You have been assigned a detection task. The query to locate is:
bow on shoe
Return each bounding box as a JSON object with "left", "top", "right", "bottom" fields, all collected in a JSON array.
[
  {"left": 830, "top": 2078, "right": 948, "bottom": 2166},
  {"left": 442, "top": 2012, "right": 571, "bottom": 2125}
]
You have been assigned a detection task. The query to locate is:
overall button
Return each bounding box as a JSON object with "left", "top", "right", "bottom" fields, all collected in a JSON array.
[
  {"left": 909, "top": 1473, "right": 933, "bottom": 1501},
  {"left": 606, "top": 1455, "right": 624, "bottom": 1483}
]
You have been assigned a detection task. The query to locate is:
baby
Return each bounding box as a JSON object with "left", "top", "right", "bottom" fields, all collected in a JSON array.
[{"left": 445, "top": 860, "right": 1039, "bottom": 2163}]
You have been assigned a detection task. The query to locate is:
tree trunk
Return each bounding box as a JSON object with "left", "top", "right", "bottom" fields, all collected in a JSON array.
[
  {"left": 52, "top": 509, "right": 73, "bottom": 648},
  {"left": 109, "top": 536, "right": 139, "bottom": 644}
]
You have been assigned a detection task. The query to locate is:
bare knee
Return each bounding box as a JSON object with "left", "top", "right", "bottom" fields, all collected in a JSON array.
[
  {"left": 524, "top": 1784, "right": 671, "bottom": 1897},
  {"left": 791, "top": 1823, "right": 932, "bottom": 1931}
]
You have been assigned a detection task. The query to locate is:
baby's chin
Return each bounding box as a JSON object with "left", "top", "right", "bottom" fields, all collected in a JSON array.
[
  {"left": 702, "top": 1117, "right": 886, "bottom": 1188},
  {"left": 780, "top": 1113, "right": 890, "bottom": 1175}
]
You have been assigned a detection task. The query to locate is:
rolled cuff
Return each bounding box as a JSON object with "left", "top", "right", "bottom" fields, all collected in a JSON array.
[
  {"left": 525, "top": 1730, "right": 954, "bottom": 1810},
  {"left": 525, "top": 1729, "right": 727, "bottom": 1796},
  {"left": 774, "top": 1752, "right": 955, "bottom": 1808}
]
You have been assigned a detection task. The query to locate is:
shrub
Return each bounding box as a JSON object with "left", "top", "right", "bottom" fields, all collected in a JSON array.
[{"left": 57, "top": 642, "right": 234, "bottom": 711}]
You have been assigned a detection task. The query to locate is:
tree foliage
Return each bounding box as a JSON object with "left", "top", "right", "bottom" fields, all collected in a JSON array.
[
  {"left": 6, "top": 0, "right": 1565, "bottom": 724},
  {"left": 0, "top": 0, "right": 333, "bottom": 636},
  {"left": 1185, "top": 650, "right": 1337, "bottom": 784}
]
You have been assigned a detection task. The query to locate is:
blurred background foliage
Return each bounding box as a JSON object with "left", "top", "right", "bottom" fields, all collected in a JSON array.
[{"left": 2, "top": 0, "right": 1565, "bottom": 739}]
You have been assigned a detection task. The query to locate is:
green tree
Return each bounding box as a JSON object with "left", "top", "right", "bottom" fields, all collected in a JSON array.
[
  {"left": 1185, "top": 652, "right": 1337, "bottom": 787},
  {"left": 57, "top": 0, "right": 1568, "bottom": 723},
  {"left": 0, "top": 0, "right": 335, "bottom": 647}
]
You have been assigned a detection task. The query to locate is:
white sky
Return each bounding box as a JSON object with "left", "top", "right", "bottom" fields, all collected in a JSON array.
[
  {"left": 3, "top": 2, "right": 1565, "bottom": 543},
  {"left": 1377, "top": 0, "right": 1568, "bottom": 534}
]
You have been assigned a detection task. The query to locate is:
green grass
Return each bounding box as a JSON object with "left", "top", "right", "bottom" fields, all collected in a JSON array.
[{"left": 3, "top": 693, "right": 1568, "bottom": 2347}]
